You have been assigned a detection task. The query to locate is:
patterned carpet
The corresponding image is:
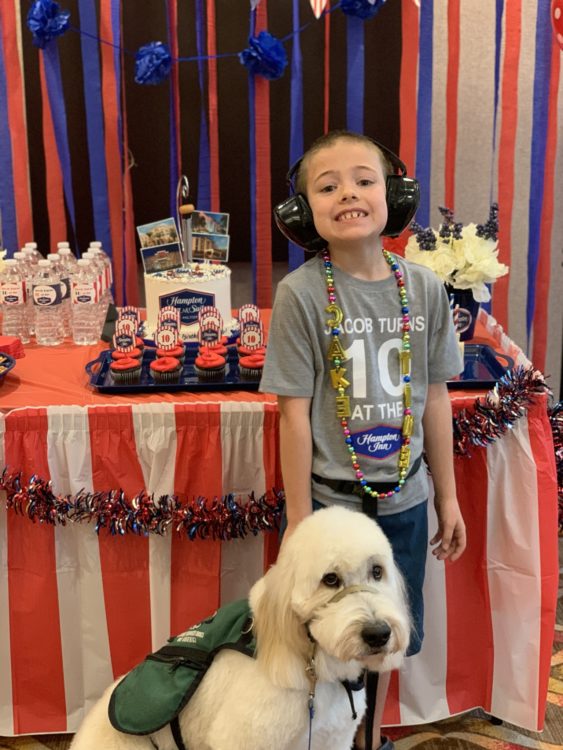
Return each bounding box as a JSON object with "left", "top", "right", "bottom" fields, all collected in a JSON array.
[{"left": 2, "top": 559, "right": 561, "bottom": 750}]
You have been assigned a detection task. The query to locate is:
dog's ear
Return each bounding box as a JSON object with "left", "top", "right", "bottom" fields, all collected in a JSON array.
[{"left": 249, "top": 553, "right": 310, "bottom": 690}]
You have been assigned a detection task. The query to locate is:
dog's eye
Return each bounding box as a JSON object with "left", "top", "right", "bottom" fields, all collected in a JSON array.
[
  {"left": 371, "top": 565, "right": 383, "bottom": 580},
  {"left": 322, "top": 572, "right": 341, "bottom": 588}
]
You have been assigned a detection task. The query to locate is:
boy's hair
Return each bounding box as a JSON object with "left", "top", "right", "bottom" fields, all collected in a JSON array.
[{"left": 294, "top": 130, "right": 394, "bottom": 196}]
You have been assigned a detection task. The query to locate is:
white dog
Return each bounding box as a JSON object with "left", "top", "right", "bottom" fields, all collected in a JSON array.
[{"left": 70, "top": 506, "right": 410, "bottom": 750}]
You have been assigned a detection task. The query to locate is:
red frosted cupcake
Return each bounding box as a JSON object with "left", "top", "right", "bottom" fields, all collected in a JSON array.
[
  {"left": 194, "top": 348, "right": 226, "bottom": 380},
  {"left": 111, "top": 347, "right": 143, "bottom": 361},
  {"left": 237, "top": 343, "right": 267, "bottom": 357},
  {"left": 155, "top": 344, "right": 185, "bottom": 364},
  {"left": 238, "top": 351, "right": 265, "bottom": 378},
  {"left": 150, "top": 355, "right": 182, "bottom": 383},
  {"left": 199, "top": 341, "right": 228, "bottom": 357},
  {"left": 109, "top": 357, "right": 142, "bottom": 383}
]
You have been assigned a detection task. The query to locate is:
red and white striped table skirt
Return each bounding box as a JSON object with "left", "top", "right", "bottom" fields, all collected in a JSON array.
[{"left": 0, "top": 397, "right": 558, "bottom": 735}]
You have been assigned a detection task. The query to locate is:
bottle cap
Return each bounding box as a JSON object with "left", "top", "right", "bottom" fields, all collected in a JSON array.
[
  {"left": 57, "top": 242, "right": 70, "bottom": 249},
  {"left": 78, "top": 259, "right": 91, "bottom": 267},
  {"left": 58, "top": 248, "right": 72, "bottom": 256},
  {"left": 38, "top": 259, "right": 51, "bottom": 267},
  {"left": 47, "top": 254, "right": 59, "bottom": 261},
  {"left": 24, "top": 242, "right": 38, "bottom": 249},
  {"left": 89, "top": 241, "right": 102, "bottom": 248},
  {"left": 13, "top": 252, "right": 25, "bottom": 260},
  {"left": 4, "top": 259, "right": 17, "bottom": 266}
]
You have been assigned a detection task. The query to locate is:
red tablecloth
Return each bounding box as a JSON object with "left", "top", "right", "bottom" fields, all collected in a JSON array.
[{"left": 0, "top": 312, "right": 558, "bottom": 734}]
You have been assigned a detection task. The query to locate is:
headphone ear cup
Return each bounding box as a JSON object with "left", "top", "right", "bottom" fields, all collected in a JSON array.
[
  {"left": 382, "top": 175, "right": 420, "bottom": 237},
  {"left": 273, "top": 194, "right": 327, "bottom": 252}
]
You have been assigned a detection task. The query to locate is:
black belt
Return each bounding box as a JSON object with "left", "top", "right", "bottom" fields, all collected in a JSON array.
[{"left": 312, "top": 454, "right": 423, "bottom": 519}]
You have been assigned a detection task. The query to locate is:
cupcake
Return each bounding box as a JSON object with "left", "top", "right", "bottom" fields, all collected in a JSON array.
[
  {"left": 194, "top": 348, "right": 226, "bottom": 380},
  {"left": 109, "top": 357, "right": 142, "bottom": 384},
  {"left": 150, "top": 356, "right": 182, "bottom": 383},
  {"left": 199, "top": 340, "right": 228, "bottom": 357},
  {"left": 155, "top": 343, "right": 185, "bottom": 364},
  {"left": 237, "top": 343, "right": 267, "bottom": 357},
  {"left": 238, "top": 351, "right": 266, "bottom": 378},
  {"left": 111, "top": 347, "right": 143, "bottom": 361}
]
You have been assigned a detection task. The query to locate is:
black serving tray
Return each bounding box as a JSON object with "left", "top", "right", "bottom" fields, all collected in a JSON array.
[
  {"left": 447, "top": 344, "right": 514, "bottom": 390},
  {"left": 0, "top": 352, "right": 16, "bottom": 384},
  {"left": 85, "top": 344, "right": 261, "bottom": 394}
]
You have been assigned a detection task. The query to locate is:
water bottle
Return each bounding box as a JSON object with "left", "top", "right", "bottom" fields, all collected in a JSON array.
[
  {"left": 0, "top": 259, "right": 29, "bottom": 342},
  {"left": 32, "top": 259, "right": 64, "bottom": 346},
  {"left": 71, "top": 259, "right": 99, "bottom": 345},
  {"left": 47, "top": 253, "right": 71, "bottom": 338},
  {"left": 83, "top": 250, "right": 106, "bottom": 333},
  {"left": 24, "top": 242, "right": 42, "bottom": 264},
  {"left": 89, "top": 247, "right": 114, "bottom": 308},
  {"left": 89, "top": 242, "right": 114, "bottom": 302},
  {"left": 14, "top": 251, "right": 35, "bottom": 336}
]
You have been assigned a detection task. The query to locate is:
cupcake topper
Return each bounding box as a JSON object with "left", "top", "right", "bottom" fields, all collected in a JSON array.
[
  {"left": 113, "top": 318, "right": 136, "bottom": 352},
  {"left": 198, "top": 305, "right": 223, "bottom": 332},
  {"left": 239, "top": 319, "right": 264, "bottom": 351},
  {"left": 158, "top": 306, "right": 181, "bottom": 330},
  {"left": 155, "top": 325, "right": 179, "bottom": 351},
  {"left": 238, "top": 303, "right": 261, "bottom": 323},
  {"left": 119, "top": 307, "right": 141, "bottom": 331},
  {"left": 200, "top": 325, "right": 221, "bottom": 346}
]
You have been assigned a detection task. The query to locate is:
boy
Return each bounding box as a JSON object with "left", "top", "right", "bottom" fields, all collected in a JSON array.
[{"left": 260, "top": 131, "right": 466, "bottom": 750}]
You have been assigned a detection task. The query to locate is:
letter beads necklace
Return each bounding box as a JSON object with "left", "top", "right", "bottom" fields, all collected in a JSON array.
[{"left": 322, "top": 247, "right": 413, "bottom": 500}]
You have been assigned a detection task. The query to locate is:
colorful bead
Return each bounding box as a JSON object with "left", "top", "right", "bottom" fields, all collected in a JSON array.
[{"left": 322, "top": 247, "right": 413, "bottom": 503}]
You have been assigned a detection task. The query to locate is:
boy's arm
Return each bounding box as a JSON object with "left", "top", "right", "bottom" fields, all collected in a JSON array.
[
  {"left": 422, "top": 382, "right": 467, "bottom": 562},
  {"left": 278, "top": 395, "right": 314, "bottom": 541}
]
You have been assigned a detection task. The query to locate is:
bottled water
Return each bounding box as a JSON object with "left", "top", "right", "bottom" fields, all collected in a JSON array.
[
  {"left": 71, "top": 259, "right": 99, "bottom": 345},
  {"left": 23, "top": 242, "right": 42, "bottom": 264},
  {"left": 89, "top": 242, "right": 114, "bottom": 302},
  {"left": 47, "top": 253, "right": 71, "bottom": 338},
  {"left": 14, "top": 251, "right": 35, "bottom": 336},
  {"left": 83, "top": 250, "right": 107, "bottom": 333},
  {"left": 32, "top": 259, "right": 64, "bottom": 346},
  {"left": 0, "top": 259, "right": 29, "bottom": 342},
  {"left": 89, "top": 247, "right": 114, "bottom": 309}
]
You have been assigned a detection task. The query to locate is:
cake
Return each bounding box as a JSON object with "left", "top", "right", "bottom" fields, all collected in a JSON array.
[{"left": 144, "top": 264, "right": 234, "bottom": 341}]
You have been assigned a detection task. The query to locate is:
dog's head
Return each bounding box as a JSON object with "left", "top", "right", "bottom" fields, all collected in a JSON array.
[{"left": 250, "top": 506, "right": 411, "bottom": 688}]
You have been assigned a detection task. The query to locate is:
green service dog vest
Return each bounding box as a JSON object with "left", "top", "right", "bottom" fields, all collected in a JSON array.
[{"left": 109, "top": 599, "right": 255, "bottom": 736}]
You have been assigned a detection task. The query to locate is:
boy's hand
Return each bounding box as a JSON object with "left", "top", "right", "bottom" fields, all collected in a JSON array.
[{"left": 430, "top": 496, "right": 466, "bottom": 562}]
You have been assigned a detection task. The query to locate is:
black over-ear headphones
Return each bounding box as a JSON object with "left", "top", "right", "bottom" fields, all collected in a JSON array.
[{"left": 273, "top": 137, "right": 420, "bottom": 252}]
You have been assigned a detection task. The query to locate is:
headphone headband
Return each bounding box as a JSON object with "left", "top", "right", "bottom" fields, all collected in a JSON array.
[{"left": 274, "top": 135, "right": 420, "bottom": 247}]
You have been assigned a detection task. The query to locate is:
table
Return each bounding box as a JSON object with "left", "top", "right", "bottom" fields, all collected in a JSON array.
[{"left": 0, "top": 312, "right": 558, "bottom": 735}]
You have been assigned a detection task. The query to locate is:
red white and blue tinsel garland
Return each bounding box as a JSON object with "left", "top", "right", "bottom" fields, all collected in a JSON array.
[
  {"left": 0, "top": 472, "right": 284, "bottom": 540},
  {"left": 0, "top": 367, "right": 559, "bottom": 538}
]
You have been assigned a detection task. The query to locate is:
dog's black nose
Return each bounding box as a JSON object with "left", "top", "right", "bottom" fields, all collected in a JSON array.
[{"left": 362, "top": 622, "right": 391, "bottom": 649}]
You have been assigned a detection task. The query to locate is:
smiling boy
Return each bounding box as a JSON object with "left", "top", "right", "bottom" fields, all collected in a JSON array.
[{"left": 260, "top": 130, "right": 466, "bottom": 750}]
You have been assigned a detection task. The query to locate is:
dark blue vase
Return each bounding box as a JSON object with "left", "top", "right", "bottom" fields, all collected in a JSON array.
[{"left": 445, "top": 285, "right": 480, "bottom": 341}]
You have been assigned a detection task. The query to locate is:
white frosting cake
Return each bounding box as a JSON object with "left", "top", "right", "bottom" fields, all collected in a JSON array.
[{"left": 144, "top": 264, "right": 234, "bottom": 340}]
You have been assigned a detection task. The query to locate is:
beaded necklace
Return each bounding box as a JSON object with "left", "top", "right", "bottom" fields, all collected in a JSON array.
[{"left": 322, "top": 247, "right": 413, "bottom": 500}]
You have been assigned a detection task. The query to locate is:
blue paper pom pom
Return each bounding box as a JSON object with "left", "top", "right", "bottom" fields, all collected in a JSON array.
[
  {"left": 341, "top": 0, "right": 387, "bottom": 21},
  {"left": 239, "top": 31, "right": 288, "bottom": 80},
  {"left": 134, "top": 41, "right": 172, "bottom": 85},
  {"left": 26, "top": 0, "right": 70, "bottom": 49}
]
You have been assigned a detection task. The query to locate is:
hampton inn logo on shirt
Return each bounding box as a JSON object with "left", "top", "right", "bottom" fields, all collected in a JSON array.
[{"left": 351, "top": 425, "right": 402, "bottom": 459}]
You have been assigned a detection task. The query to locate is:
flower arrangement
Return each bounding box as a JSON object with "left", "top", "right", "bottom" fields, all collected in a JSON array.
[{"left": 405, "top": 204, "right": 508, "bottom": 303}]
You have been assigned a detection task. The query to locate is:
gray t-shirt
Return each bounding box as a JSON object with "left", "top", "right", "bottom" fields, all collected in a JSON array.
[{"left": 259, "top": 253, "right": 464, "bottom": 516}]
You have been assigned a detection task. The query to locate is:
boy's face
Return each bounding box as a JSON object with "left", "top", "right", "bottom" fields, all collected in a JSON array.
[{"left": 305, "top": 139, "right": 388, "bottom": 249}]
